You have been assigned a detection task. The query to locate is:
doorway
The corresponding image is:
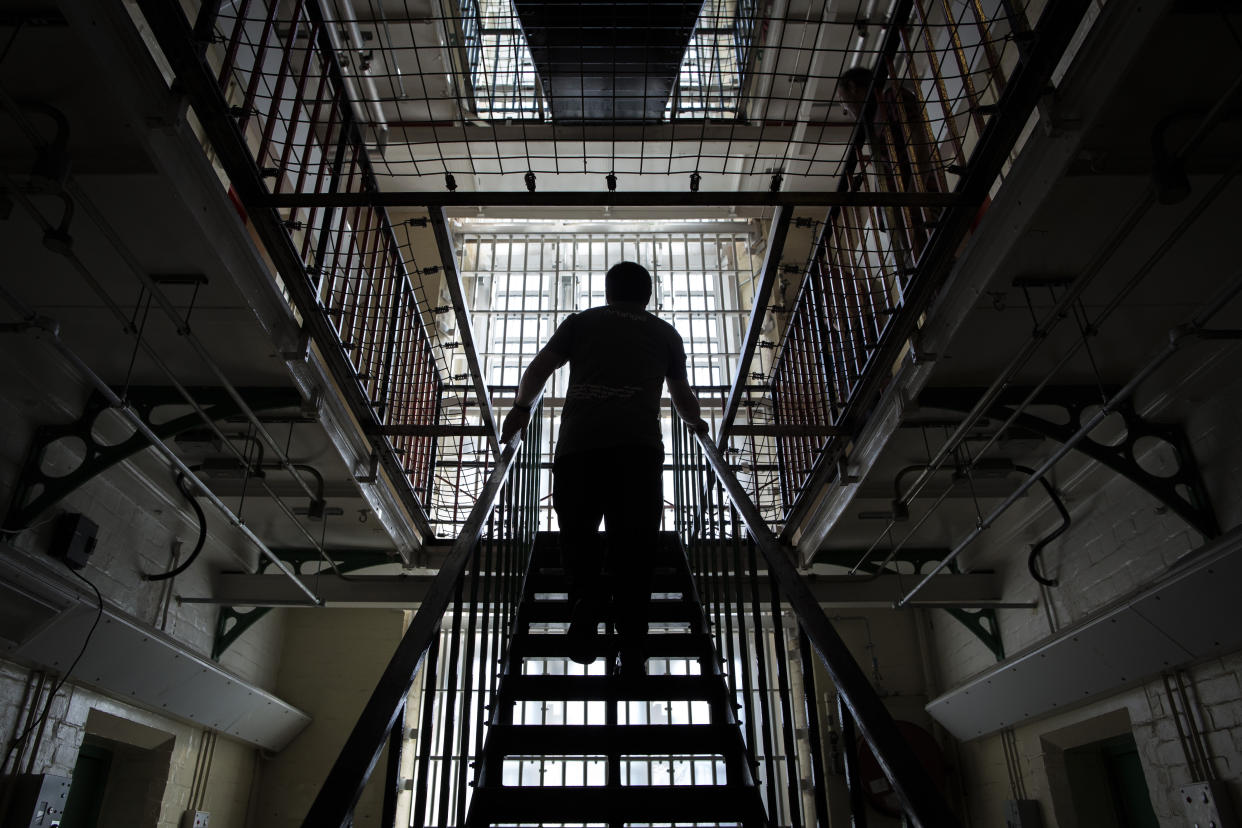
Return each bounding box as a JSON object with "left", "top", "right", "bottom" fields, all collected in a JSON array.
[
  {"left": 1063, "top": 733, "right": 1159, "bottom": 828},
  {"left": 61, "top": 711, "right": 174, "bottom": 828}
]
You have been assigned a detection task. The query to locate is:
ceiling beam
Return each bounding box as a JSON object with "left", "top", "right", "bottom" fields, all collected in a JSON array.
[
  {"left": 719, "top": 207, "right": 791, "bottom": 443},
  {"left": 263, "top": 191, "right": 963, "bottom": 209},
  {"left": 431, "top": 207, "right": 501, "bottom": 459}
]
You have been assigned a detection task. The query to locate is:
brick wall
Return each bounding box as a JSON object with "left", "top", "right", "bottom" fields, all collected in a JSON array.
[{"left": 923, "top": 356, "right": 1242, "bottom": 824}]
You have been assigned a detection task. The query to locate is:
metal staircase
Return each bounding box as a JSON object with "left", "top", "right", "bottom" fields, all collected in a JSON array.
[{"left": 468, "top": 532, "right": 768, "bottom": 827}]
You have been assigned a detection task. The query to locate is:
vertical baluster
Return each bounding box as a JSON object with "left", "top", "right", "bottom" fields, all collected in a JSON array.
[
  {"left": 837, "top": 695, "right": 869, "bottom": 828},
  {"left": 411, "top": 632, "right": 442, "bottom": 828},
  {"left": 217, "top": 0, "right": 254, "bottom": 90},
  {"left": 939, "top": 0, "right": 989, "bottom": 136},
  {"left": 256, "top": 0, "right": 306, "bottom": 173},
  {"left": 768, "top": 575, "right": 804, "bottom": 828},
  {"left": 454, "top": 543, "right": 484, "bottom": 826},
  {"left": 236, "top": 0, "right": 280, "bottom": 134},
  {"left": 746, "top": 537, "right": 779, "bottom": 821},
  {"left": 798, "top": 628, "right": 832, "bottom": 828},
  {"left": 273, "top": 15, "right": 320, "bottom": 197},
  {"left": 435, "top": 577, "right": 467, "bottom": 827}
]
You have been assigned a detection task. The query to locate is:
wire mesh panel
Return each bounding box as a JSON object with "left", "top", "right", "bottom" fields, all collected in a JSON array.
[{"left": 198, "top": 0, "right": 1033, "bottom": 192}]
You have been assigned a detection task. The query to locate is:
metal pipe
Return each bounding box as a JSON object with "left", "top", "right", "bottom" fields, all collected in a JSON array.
[
  {"left": 4, "top": 181, "right": 356, "bottom": 580},
  {"left": 0, "top": 289, "right": 323, "bottom": 605},
  {"left": 320, "top": 0, "right": 390, "bottom": 151},
  {"left": 896, "top": 274, "right": 1242, "bottom": 607}
]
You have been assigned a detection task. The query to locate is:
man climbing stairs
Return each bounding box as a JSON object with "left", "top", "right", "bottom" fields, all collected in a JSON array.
[{"left": 467, "top": 531, "right": 770, "bottom": 827}]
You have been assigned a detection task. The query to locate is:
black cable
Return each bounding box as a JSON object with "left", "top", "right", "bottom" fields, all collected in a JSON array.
[
  {"left": 1015, "top": 465, "right": 1070, "bottom": 587},
  {"left": 0, "top": 21, "right": 24, "bottom": 66},
  {"left": 3, "top": 564, "right": 103, "bottom": 771},
  {"left": 143, "top": 472, "right": 207, "bottom": 581}
]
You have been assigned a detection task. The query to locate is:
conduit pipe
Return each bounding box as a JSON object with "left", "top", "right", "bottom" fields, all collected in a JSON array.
[
  {"left": 320, "top": 0, "right": 390, "bottom": 152},
  {"left": 0, "top": 285, "right": 323, "bottom": 606},
  {"left": 895, "top": 273, "right": 1242, "bottom": 607},
  {"left": 3, "top": 180, "right": 355, "bottom": 580},
  {"left": 851, "top": 152, "right": 1242, "bottom": 576},
  {"left": 886, "top": 73, "right": 1242, "bottom": 522},
  {"left": 0, "top": 90, "right": 326, "bottom": 512}
]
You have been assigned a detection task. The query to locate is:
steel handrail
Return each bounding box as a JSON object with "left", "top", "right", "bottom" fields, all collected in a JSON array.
[
  {"left": 692, "top": 432, "right": 962, "bottom": 828},
  {"left": 301, "top": 407, "right": 537, "bottom": 828}
]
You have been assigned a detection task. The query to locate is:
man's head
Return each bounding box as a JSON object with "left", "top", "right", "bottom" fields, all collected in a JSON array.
[
  {"left": 605, "top": 261, "right": 653, "bottom": 306},
  {"left": 838, "top": 65, "right": 875, "bottom": 118}
]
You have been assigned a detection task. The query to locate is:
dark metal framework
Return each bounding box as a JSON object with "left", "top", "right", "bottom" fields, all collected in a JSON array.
[
  {"left": 917, "top": 385, "right": 1222, "bottom": 540},
  {"left": 673, "top": 421, "right": 962, "bottom": 827},
  {"left": 773, "top": 0, "right": 1092, "bottom": 532},
  {"left": 302, "top": 408, "right": 542, "bottom": 827},
  {"left": 3, "top": 386, "right": 301, "bottom": 533},
  {"left": 138, "top": 0, "right": 443, "bottom": 540}
]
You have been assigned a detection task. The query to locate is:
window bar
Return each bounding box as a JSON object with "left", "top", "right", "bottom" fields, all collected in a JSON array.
[{"left": 768, "top": 575, "right": 804, "bottom": 828}]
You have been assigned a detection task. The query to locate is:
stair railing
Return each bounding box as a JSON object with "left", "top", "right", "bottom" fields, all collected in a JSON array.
[
  {"left": 673, "top": 421, "right": 961, "bottom": 828},
  {"left": 302, "top": 403, "right": 543, "bottom": 828}
]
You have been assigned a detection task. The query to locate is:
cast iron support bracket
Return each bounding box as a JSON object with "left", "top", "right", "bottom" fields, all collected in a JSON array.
[
  {"left": 812, "top": 547, "right": 1005, "bottom": 661},
  {"left": 3, "top": 386, "right": 303, "bottom": 533},
  {"left": 213, "top": 547, "right": 394, "bottom": 658},
  {"left": 918, "top": 386, "right": 1221, "bottom": 540}
]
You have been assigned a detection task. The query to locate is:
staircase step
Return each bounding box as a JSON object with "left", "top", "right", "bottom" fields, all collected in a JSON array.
[
  {"left": 469, "top": 784, "right": 764, "bottom": 825},
  {"left": 502, "top": 673, "right": 720, "bottom": 701},
  {"left": 486, "top": 723, "right": 738, "bottom": 756},
  {"left": 522, "top": 598, "right": 701, "bottom": 624},
  {"left": 512, "top": 631, "right": 717, "bottom": 661},
  {"left": 526, "top": 568, "right": 684, "bottom": 594}
]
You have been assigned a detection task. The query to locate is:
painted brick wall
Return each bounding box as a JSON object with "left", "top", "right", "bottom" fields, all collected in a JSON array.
[
  {"left": 251, "top": 607, "right": 406, "bottom": 827},
  {"left": 923, "top": 350, "right": 1242, "bottom": 824}
]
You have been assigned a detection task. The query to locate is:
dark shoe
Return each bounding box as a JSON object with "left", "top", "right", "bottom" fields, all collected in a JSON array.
[{"left": 566, "top": 600, "right": 597, "bottom": 665}]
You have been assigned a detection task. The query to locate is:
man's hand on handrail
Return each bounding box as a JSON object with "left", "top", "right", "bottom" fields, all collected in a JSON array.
[{"left": 500, "top": 405, "right": 531, "bottom": 444}]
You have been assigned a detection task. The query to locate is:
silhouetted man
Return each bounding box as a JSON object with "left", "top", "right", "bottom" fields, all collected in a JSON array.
[{"left": 500, "top": 261, "right": 709, "bottom": 677}]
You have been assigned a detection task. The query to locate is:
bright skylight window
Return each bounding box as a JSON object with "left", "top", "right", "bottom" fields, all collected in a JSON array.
[
  {"left": 458, "top": 0, "right": 548, "bottom": 119},
  {"left": 457, "top": 0, "right": 755, "bottom": 121},
  {"left": 666, "top": 0, "right": 757, "bottom": 120}
]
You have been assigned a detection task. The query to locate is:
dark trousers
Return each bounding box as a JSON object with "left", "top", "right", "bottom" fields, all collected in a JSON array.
[{"left": 552, "top": 446, "right": 663, "bottom": 651}]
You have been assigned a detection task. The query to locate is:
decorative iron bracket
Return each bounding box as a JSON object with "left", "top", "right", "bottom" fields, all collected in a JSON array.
[
  {"left": 4, "top": 386, "right": 303, "bottom": 533},
  {"left": 813, "top": 547, "right": 1005, "bottom": 661},
  {"left": 213, "top": 547, "right": 394, "bottom": 658},
  {"left": 918, "top": 386, "right": 1221, "bottom": 540}
]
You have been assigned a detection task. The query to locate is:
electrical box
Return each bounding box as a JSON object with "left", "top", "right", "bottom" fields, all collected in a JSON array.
[
  {"left": 1180, "top": 781, "right": 1238, "bottom": 827},
  {"left": 1005, "top": 799, "right": 1044, "bottom": 827},
  {"left": 49, "top": 513, "right": 97, "bottom": 570},
  {"left": 179, "top": 810, "right": 210, "bottom": 828},
  {"left": 4, "top": 773, "right": 70, "bottom": 827}
]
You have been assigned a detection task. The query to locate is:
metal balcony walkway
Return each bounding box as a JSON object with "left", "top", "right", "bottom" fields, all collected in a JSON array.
[{"left": 467, "top": 532, "right": 768, "bottom": 827}]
